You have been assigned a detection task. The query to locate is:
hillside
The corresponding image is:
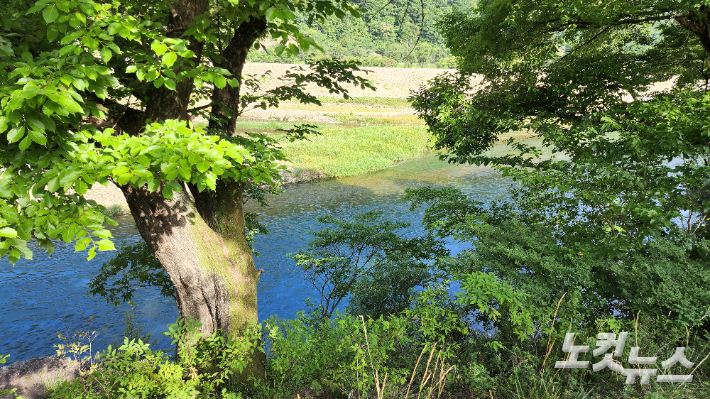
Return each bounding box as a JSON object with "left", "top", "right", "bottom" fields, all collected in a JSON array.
[{"left": 247, "top": 0, "right": 477, "bottom": 67}]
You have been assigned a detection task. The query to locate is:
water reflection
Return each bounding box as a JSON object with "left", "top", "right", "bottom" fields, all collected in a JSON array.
[{"left": 251, "top": 156, "right": 512, "bottom": 321}]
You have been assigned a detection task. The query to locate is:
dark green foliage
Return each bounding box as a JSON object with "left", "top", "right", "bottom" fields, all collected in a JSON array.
[
  {"left": 346, "top": 258, "right": 431, "bottom": 319},
  {"left": 407, "top": 0, "right": 710, "bottom": 332},
  {"left": 44, "top": 305, "right": 710, "bottom": 398},
  {"left": 261, "top": 309, "right": 415, "bottom": 397},
  {"left": 414, "top": 1, "right": 710, "bottom": 164},
  {"left": 407, "top": 185, "right": 710, "bottom": 329},
  {"left": 290, "top": 211, "right": 447, "bottom": 318}
]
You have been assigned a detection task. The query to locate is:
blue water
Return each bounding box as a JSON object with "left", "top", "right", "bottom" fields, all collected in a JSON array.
[{"left": 0, "top": 156, "right": 512, "bottom": 364}]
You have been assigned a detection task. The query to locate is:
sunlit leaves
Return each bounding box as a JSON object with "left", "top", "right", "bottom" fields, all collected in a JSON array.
[
  {"left": 162, "top": 52, "right": 177, "bottom": 68},
  {"left": 93, "top": 121, "right": 255, "bottom": 197},
  {"left": 1, "top": 0, "right": 363, "bottom": 267}
]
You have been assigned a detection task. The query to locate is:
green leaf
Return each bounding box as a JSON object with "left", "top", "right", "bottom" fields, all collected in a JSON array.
[
  {"left": 93, "top": 229, "right": 113, "bottom": 239},
  {"left": 7, "top": 126, "right": 25, "bottom": 143},
  {"left": 147, "top": 179, "right": 160, "bottom": 192},
  {"left": 151, "top": 41, "right": 168, "bottom": 56},
  {"left": 0, "top": 227, "right": 18, "bottom": 238},
  {"left": 25, "top": 116, "right": 44, "bottom": 131},
  {"left": 178, "top": 166, "right": 190, "bottom": 180},
  {"left": 47, "top": 177, "right": 59, "bottom": 192},
  {"left": 43, "top": 5, "right": 58, "bottom": 23},
  {"left": 12, "top": 240, "right": 32, "bottom": 261},
  {"left": 74, "top": 11, "right": 86, "bottom": 25},
  {"left": 28, "top": 130, "right": 47, "bottom": 145},
  {"left": 75, "top": 237, "right": 91, "bottom": 252},
  {"left": 164, "top": 78, "right": 176, "bottom": 91},
  {"left": 107, "top": 23, "right": 121, "bottom": 35},
  {"left": 18, "top": 135, "right": 32, "bottom": 151},
  {"left": 225, "top": 147, "right": 244, "bottom": 162},
  {"left": 214, "top": 74, "right": 227, "bottom": 89},
  {"left": 47, "top": 26, "right": 58, "bottom": 42},
  {"left": 197, "top": 161, "right": 210, "bottom": 173},
  {"left": 27, "top": 2, "right": 46, "bottom": 13},
  {"left": 87, "top": 246, "right": 97, "bottom": 260},
  {"left": 60, "top": 30, "right": 83, "bottom": 45},
  {"left": 100, "top": 47, "right": 112, "bottom": 63},
  {"left": 188, "top": 153, "right": 200, "bottom": 165},
  {"left": 162, "top": 184, "right": 173, "bottom": 200},
  {"left": 265, "top": 7, "right": 278, "bottom": 21},
  {"left": 97, "top": 239, "right": 116, "bottom": 251},
  {"left": 75, "top": 179, "right": 88, "bottom": 195},
  {"left": 162, "top": 52, "right": 177, "bottom": 68}
]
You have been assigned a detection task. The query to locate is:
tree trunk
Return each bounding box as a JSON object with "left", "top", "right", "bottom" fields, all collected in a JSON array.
[
  {"left": 676, "top": 7, "right": 710, "bottom": 54},
  {"left": 209, "top": 17, "right": 267, "bottom": 135},
  {"left": 116, "top": 0, "right": 268, "bottom": 379},
  {"left": 120, "top": 184, "right": 260, "bottom": 335}
]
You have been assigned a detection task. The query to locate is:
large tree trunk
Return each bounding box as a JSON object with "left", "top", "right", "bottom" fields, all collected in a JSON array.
[
  {"left": 120, "top": 184, "right": 260, "bottom": 333},
  {"left": 119, "top": 182, "right": 262, "bottom": 335},
  {"left": 116, "top": 0, "right": 268, "bottom": 379}
]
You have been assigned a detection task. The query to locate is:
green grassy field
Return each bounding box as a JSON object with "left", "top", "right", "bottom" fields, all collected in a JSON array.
[
  {"left": 277, "top": 125, "right": 432, "bottom": 177},
  {"left": 227, "top": 96, "right": 434, "bottom": 179}
]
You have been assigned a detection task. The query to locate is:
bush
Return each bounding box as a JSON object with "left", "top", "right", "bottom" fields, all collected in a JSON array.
[
  {"left": 47, "top": 318, "right": 261, "bottom": 399},
  {"left": 261, "top": 305, "right": 464, "bottom": 399}
]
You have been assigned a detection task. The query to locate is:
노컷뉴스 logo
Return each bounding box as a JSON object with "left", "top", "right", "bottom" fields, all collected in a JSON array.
[{"left": 555, "top": 332, "right": 694, "bottom": 384}]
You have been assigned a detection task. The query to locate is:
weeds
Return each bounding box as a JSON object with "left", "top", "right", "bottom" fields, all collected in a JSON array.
[{"left": 99, "top": 205, "right": 124, "bottom": 217}]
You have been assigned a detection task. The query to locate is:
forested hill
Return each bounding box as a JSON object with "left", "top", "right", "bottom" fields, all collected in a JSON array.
[{"left": 247, "top": 0, "right": 476, "bottom": 67}]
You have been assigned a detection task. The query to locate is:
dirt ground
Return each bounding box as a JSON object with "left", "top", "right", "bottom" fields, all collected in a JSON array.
[
  {"left": 223, "top": 63, "right": 451, "bottom": 123},
  {"left": 0, "top": 357, "right": 80, "bottom": 399},
  {"left": 242, "top": 63, "right": 453, "bottom": 98}
]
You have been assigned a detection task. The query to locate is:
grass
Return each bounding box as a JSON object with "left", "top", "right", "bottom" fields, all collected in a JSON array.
[
  {"left": 323, "top": 112, "right": 421, "bottom": 125},
  {"left": 299, "top": 96, "right": 413, "bottom": 108},
  {"left": 100, "top": 205, "right": 125, "bottom": 217},
  {"left": 278, "top": 125, "right": 432, "bottom": 177},
  {"left": 223, "top": 97, "right": 553, "bottom": 181},
  {"left": 234, "top": 120, "right": 298, "bottom": 133}
]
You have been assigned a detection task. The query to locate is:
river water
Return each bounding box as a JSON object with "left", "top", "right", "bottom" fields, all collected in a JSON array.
[{"left": 0, "top": 156, "right": 512, "bottom": 364}]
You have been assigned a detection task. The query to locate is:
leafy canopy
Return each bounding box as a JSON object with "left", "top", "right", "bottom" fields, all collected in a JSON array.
[
  {"left": 0, "top": 0, "right": 361, "bottom": 263},
  {"left": 408, "top": 0, "right": 710, "bottom": 328}
]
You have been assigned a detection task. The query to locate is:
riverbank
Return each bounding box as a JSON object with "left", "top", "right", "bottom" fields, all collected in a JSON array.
[{"left": 86, "top": 95, "right": 435, "bottom": 209}]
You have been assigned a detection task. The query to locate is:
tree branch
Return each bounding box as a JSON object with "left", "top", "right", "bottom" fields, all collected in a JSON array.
[{"left": 187, "top": 102, "right": 212, "bottom": 113}]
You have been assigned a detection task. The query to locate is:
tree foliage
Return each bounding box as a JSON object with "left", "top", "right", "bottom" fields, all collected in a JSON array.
[
  {"left": 409, "top": 0, "right": 710, "bottom": 329},
  {"left": 0, "top": 0, "right": 371, "bottom": 263},
  {"left": 248, "top": 0, "right": 478, "bottom": 66},
  {"left": 290, "top": 210, "right": 446, "bottom": 318}
]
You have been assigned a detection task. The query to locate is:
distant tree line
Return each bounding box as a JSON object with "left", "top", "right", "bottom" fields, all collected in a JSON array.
[{"left": 247, "top": 0, "right": 475, "bottom": 67}]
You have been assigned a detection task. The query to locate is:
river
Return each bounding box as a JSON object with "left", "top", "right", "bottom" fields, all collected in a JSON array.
[{"left": 0, "top": 155, "right": 512, "bottom": 364}]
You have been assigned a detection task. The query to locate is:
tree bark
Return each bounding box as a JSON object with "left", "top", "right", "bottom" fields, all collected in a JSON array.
[{"left": 120, "top": 185, "right": 259, "bottom": 336}]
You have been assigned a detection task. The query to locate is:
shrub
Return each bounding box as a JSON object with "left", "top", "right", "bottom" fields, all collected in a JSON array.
[{"left": 47, "top": 318, "right": 260, "bottom": 399}]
